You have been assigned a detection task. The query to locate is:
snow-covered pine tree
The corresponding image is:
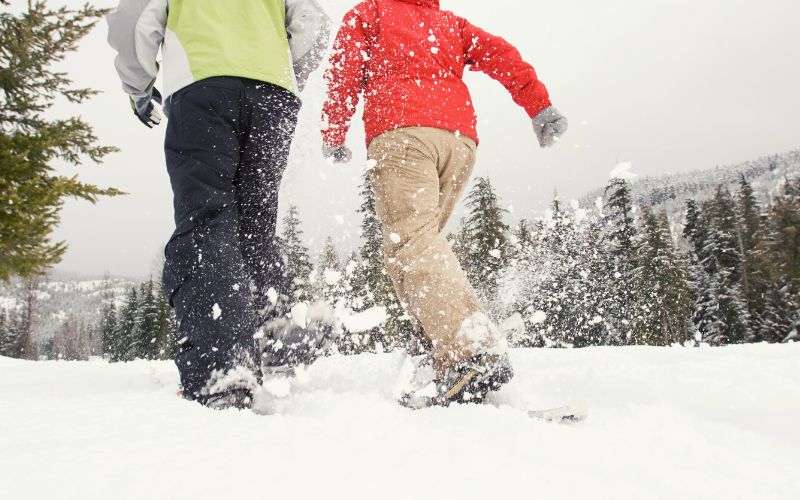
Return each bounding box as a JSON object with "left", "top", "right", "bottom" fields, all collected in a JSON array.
[
  {"left": 602, "top": 178, "right": 639, "bottom": 344},
  {"left": 154, "top": 284, "right": 177, "bottom": 360},
  {"left": 684, "top": 198, "right": 714, "bottom": 342},
  {"left": 279, "top": 205, "right": 314, "bottom": 303},
  {"left": 100, "top": 299, "right": 117, "bottom": 360},
  {"left": 505, "top": 196, "right": 596, "bottom": 347},
  {"left": 134, "top": 279, "right": 160, "bottom": 360},
  {"left": 633, "top": 208, "right": 692, "bottom": 345},
  {"left": 766, "top": 178, "right": 800, "bottom": 297},
  {"left": 544, "top": 197, "right": 596, "bottom": 347},
  {"left": 700, "top": 188, "right": 749, "bottom": 344},
  {"left": 461, "top": 177, "right": 509, "bottom": 299},
  {"left": 735, "top": 176, "right": 770, "bottom": 339},
  {"left": 0, "top": 307, "right": 7, "bottom": 355},
  {"left": 0, "top": 307, "right": 21, "bottom": 357},
  {"left": 508, "top": 218, "right": 535, "bottom": 262},
  {"left": 112, "top": 287, "right": 137, "bottom": 362},
  {"left": 757, "top": 178, "right": 800, "bottom": 342},
  {"left": 579, "top": 214, "right": 620, "bottom": 346},
  {"left": 316, "top": 237, "right": 343, "bottom": 305}
]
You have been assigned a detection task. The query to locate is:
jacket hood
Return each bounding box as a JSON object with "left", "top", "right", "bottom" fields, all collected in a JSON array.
[{"left": 395, "top": 0, "right": 440, "bottom": 8}]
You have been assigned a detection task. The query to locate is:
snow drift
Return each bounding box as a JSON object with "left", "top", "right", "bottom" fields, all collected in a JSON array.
[{"left": 1, "top": 344, "right": 798, "bottom": 500}]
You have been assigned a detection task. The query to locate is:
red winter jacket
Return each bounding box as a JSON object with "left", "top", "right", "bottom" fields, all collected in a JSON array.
[{"left": 321, "top": 0, "right": 552, "bottom": 148}]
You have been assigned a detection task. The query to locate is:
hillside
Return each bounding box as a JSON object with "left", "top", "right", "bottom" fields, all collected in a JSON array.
[
  {"left": 0, "top": 276, "right": 135, "bottom": 343},
  {"left": 580, "top": 149, "right": 800, "bottom": 217}
]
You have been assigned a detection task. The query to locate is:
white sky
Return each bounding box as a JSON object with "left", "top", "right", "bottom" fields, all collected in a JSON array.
[{"left": 47, "top": 0, "right": 800, "bottom": 278}]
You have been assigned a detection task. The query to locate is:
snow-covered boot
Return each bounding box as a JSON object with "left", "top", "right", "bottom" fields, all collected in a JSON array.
[
  {"left": 259, "top": 301, "right": 336, "bottom": 375},
  {"left": 196, "top": 365, "right": 260, "bottom": 410},
  {"left": 204, "top": 388, "right": 254, "bottom": 410},
  {"left": 435, "top": 353, "right": 514, "bottom": 404},
  {"left": 396, "top": 352, "right": 514, "bottom": 409}
]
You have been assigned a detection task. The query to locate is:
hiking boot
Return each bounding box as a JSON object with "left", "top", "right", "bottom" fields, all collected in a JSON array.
[
  {"left": 204, "top": 388, "right": 254, "bottom": 410},
  {"left": 397, "top": 352, "right": 514, "bottom": 409}
]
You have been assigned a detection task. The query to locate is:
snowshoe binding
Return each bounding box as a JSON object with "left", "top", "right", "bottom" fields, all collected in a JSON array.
[{"left": 397, "top": 352, "right": 514, "bottom": 409}]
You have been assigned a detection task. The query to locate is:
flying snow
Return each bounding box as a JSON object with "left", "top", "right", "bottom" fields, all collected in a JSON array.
[{"left": 609, "top": 161, "right": 638, "bottom": 181}]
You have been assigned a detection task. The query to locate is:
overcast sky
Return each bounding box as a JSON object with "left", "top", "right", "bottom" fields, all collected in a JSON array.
[{"left": 47, "top": 0, "right": 800, "bottom": 278}]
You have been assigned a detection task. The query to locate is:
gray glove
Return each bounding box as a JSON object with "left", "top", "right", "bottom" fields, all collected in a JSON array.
[
  {"left": 322, "top": 144, "right": 353, "bottom": 164},
  {"left": 532, "top": 106, "right": 568, "bottom": 148},
  {"left": 130, "top": 87, "right": 163, "bottom": 128}
]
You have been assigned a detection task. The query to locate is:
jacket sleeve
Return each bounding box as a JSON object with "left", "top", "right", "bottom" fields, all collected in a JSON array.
[
  {"left": 321, "top": 1, "right": 377, "bottom": 147},
  {"left": 106, "top": 0, "right": 168, "bottom": 99},
  {"left": 459, "top": 18, "right": 551, "bottom": 118},
  {"left": 285, "top": 0, "right": 332, "bottom": 92}
]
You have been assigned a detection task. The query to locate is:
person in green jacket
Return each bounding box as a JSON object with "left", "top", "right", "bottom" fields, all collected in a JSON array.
[{"left": 107, "top": 0, "right": 331, "bottom": 410}]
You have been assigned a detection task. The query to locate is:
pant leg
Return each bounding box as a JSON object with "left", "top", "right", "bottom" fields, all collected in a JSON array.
[
  {"left": 368, "top": 127, "right": 482, "bottom": 369},
  {"left": 437, "top": 134, "right": 478, "bottom": 230},
  {"left": 236, "top": 82, "right": 301, "bottom": 316},
  {"left": 162, "top": 78, "right": 260, "bottom": 400}
]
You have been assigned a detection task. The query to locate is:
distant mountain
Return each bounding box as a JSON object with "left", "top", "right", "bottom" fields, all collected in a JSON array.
[
  {"left": 580, "top": 149, "right": 800, "bottom": 219},
  {"left": 0, "top": 277, "right": 136, "bottom": 341}
]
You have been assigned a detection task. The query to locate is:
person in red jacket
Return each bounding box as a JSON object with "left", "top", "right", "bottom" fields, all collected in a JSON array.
[{"left": 321, "top": 0, "right": 568, "bottom": 407}]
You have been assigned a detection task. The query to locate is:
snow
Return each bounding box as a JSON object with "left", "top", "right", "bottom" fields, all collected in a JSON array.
[
  {"left": 323, "top": 268, "right": 342, "bottom": 286},
  {"left": 609, "top": 161, "right": 638, "bottom": 181},
  {"left": 290, "top": 302, "right": 309, "bottom": 327},
  {"left": 340, "top": 306, "right": 387, "bottom": 332},
  {"left": 529, "top": 310, "right": 548, "bottom": 325},
  {"left": 500, "top": 312, "right": 525, "bottom": 332},
  {"left": 2, "top": 344, "right": 799, "bottom": 499},
  {"left": 211, "top": 303, "right": 222, "bottom": 321}
]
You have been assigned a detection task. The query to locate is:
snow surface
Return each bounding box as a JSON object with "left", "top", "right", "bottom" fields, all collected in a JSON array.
[{"left": 1, "top": 344, "right": 799, "bottom": 500}]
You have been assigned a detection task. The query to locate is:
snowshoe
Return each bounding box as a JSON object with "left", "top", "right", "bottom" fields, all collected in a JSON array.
[
  {"left": 204, "top": 388, "right": 254, "bottom": 411},
  {"left": 397, "top": 352, "right": 514, "bottom": 409}
]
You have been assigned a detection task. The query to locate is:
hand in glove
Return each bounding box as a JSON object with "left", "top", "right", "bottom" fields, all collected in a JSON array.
[
  {"left": 532, "top": 106, "right": 568, "bottom": 148},
  {"left": 130, "top": 88, "right": 163, "bottom": 128},
  {"left": 322, "top": 144, "right": 353, "bottom": 164}
]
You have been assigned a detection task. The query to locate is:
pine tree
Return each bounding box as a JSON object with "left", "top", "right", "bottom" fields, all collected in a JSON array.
[
  {"left": 684, "top": 199, "right": 713, "bottom": 342},
  {"left": 602, "top": 179, "right": 639, "bottom": 344},
  {"left": 154, "top": 283, "right": 177, "bottom": 360},
  {"left": 461, "top": 177, "right": 510, "bottom": 298},
  {"left": 0, "top": 307, "right": 19, "bottom": 357},
  {"left": 100, "top": 299, "right": 117, "bottom": 360},
  {"left": 505, "top": 197, "right": 601, "bottom": 348},
  {"left": 579, "top": 215, "right": 620, "bottom": 346},
  {"left": 0, "top": 1, "right": 121, "bottom": 281},
  {"left": 757, "top": 178, "right": 800, "bottom": 342},
  {"left": 697, "top": 189, "right": 749, "bottom": 344},
  {"left": 734, "top": 176, "right": 770, "bottom": 339},
  {"left": 766, "top": 178, "right": 800, "bottom": 297},
  {"left": 316, "top": 237, "right": 343, "bottom": 305},
  {"left": 0, "top": 307, "right": 6, "bottom": 354},
  {"left": 112, "top": 287, "right": 137, "bottom": 362},
  {"left": 134, "top": 279, "right": 159, "bottom": 360},
  {"left": 279, "top": 205, "right": 314, "bottom": 303},
  {"left": 632, "top": 208, "right": 692, "bottom": 345}
]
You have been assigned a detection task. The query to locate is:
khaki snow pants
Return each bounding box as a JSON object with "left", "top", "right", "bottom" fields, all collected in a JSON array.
[{"left": 368, "top": 127, "right": 482, "bottom": 369}]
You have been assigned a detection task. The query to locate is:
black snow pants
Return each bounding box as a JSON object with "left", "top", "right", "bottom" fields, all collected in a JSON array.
[{"left": 162, "top": 77, "right": 300, "bottom": 400}]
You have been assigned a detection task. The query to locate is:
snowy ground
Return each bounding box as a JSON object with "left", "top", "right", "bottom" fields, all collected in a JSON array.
[{"left": 1, "top": 344, "right": 799, "bottom": 500}]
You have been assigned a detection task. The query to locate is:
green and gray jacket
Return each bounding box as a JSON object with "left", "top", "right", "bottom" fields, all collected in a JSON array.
[{"left": 107, "top": 0, "right": 330, "bottom": 100}]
